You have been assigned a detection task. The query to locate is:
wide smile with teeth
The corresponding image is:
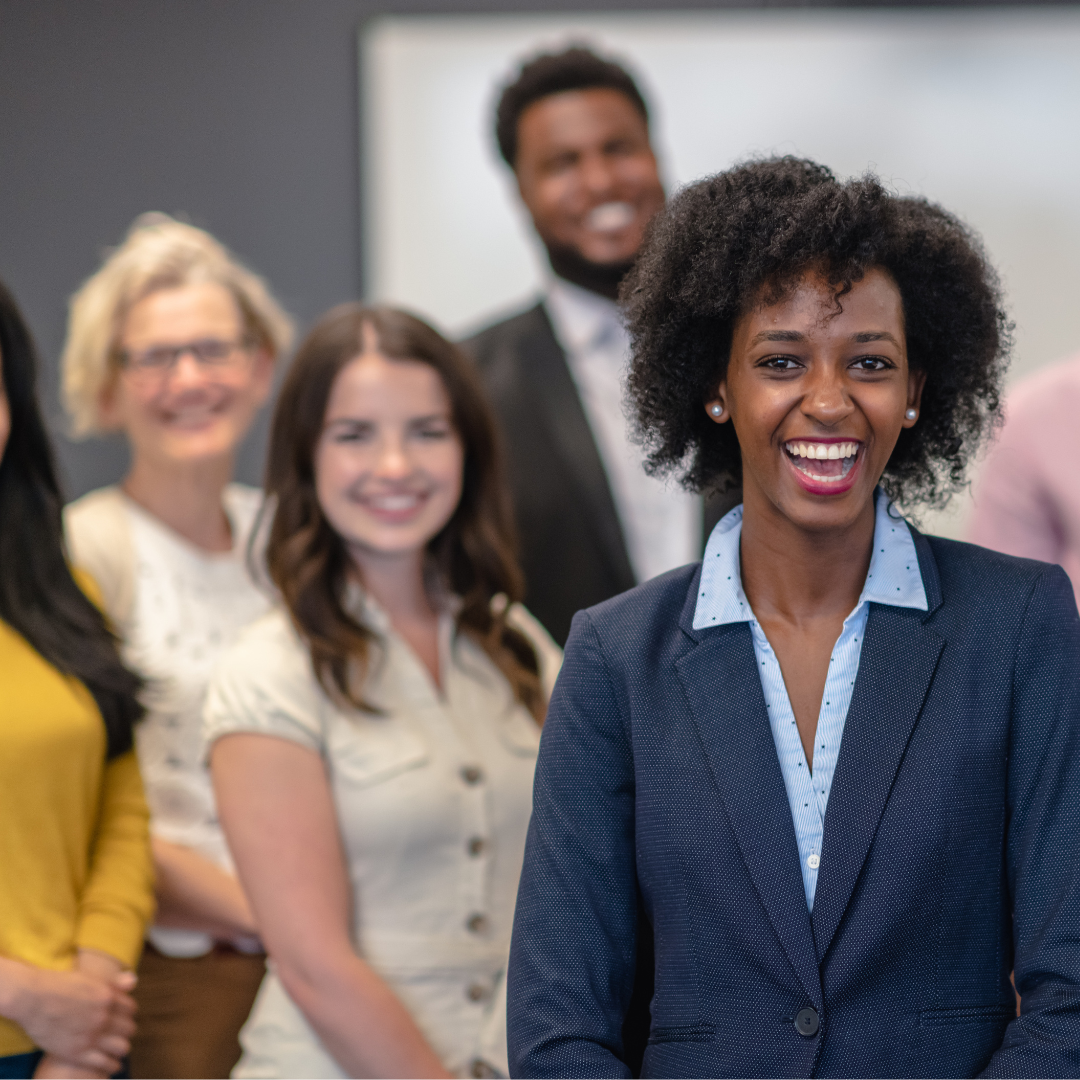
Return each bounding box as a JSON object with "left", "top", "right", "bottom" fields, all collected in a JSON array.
[
  {"left": 364, "top": 493, "right": 424, "bottom": 512},
  {"left": 163, "top": 404, "right": 222, "bottom": 428},
  {"left": 584, "top": 201, "right": 636, "bottom": 233},
  {"left": 783, "top": 440, "right": 860, "bottom": 483}
]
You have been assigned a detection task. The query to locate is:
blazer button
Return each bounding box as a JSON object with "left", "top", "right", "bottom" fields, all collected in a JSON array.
[
  {"left": 461, "top": 764, "right": 484, "bottom": 785},
  {"left": 795, "top": 1007, "right": 819, "bottom": 1037}
]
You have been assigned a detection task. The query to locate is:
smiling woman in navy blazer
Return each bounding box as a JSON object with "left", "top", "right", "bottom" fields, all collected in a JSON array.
[{"left": 507, "top": 158, "right": 1080, "bottom": 1079}]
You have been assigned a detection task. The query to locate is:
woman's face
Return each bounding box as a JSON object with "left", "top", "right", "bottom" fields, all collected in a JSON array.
[
  {"left": 104, "top": 281, "right": 273, "bottom": 468},
  {"left": 708, "top": 267, "right": 925, "bottom": 532},
  {"left": 314, "top": 351, "right": 465, "bottom": 566}
]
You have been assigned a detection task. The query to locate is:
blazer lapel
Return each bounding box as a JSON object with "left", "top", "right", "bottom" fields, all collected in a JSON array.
[
  {"left": 522, "top": 304, "right": 636, "bottom": 591},
  {"left": 811, "top": 602, "right": 945, "bottom": 960},
  {"left": 676, "top": 621, "right": 822, "bottom": 1009}
]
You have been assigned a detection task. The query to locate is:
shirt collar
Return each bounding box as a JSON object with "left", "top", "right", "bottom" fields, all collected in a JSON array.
[
  {"left": 544, "top": 276, "right": 624, "bottom": 355},
  {"left": 692, "top": 487, "right": 928, "bottom": 631}
]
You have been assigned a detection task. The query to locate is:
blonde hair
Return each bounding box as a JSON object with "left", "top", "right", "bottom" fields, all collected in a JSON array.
[{"left": 62, "top": 213, "right": 294, "bottom": 437}]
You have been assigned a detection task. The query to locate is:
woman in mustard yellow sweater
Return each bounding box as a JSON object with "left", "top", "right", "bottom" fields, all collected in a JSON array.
[{"left": 0, "top": 279, "right": 154, "bottom": 1080}]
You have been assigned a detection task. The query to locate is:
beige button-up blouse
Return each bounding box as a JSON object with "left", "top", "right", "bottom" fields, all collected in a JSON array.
[{"left": 203, "top": 591, "right": 561, "bottom": 1079}]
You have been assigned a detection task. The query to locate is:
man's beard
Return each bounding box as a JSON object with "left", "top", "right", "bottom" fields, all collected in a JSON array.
[{"left": 545, "top": 241, "right": 635, "bottom": 302}]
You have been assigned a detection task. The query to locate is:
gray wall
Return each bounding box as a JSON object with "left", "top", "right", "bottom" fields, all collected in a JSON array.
[{"left": 0, "top": 0, "right": 1057, "bottom": 498}]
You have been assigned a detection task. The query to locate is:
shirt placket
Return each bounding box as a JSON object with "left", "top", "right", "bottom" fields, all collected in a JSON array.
[
  {"left": 751, "top": 621, "right": 824, "bottom": 905},
  {"left": 436, "top": 632, "right": 499, "bottom": 1012}
]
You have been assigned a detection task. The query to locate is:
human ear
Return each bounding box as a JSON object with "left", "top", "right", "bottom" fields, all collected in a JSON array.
[
  {"left": 704, "top": 382, "right": 729, "bottom": 424},
  {"left": 902, "top": 369, "right": 927, "bottom": 428},
  {"left": 96, "top": 377, "right": 124, "bottom": 432}
]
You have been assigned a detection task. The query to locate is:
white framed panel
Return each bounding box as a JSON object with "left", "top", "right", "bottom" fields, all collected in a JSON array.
[{"left": 361, "top": 9, "right": 1080, "bottom": 534}]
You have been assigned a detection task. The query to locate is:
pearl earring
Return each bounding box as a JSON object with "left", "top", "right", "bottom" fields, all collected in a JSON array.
[
  {"left": 905, "top": 408, "right": 918, "bottom": 420},
  {"left": 710, "top": 404, "right": 723, "bottom": 417}
]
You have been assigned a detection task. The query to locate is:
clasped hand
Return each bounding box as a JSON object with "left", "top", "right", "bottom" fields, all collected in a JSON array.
[{"left": 1, "top": 950, "right": 137, "bottom": 1079}]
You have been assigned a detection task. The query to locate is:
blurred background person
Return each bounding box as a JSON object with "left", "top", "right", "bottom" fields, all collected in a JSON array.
[
  {"left": 0, "top": 278, "right": 152, "bottom": 1080},
  {"left": 206, "top": 304, "right": 561, "bottom": 1079},
  {"left": 968, "top": 353, "right": 1080, "bottom": 601},
  {"left": 61, "top": 215, "right": 293, "bottom": 1079},
  {"left": 464, "top": 46, "right": 735, "bottom": 646}
]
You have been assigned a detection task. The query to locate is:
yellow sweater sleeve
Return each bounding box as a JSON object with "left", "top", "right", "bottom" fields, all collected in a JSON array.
[{"left": 74, "top": 749, "right": 155, "bottom": 966}]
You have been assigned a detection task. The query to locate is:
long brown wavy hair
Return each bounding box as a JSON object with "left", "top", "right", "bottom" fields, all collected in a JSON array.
[{"left": 264, "top": 303, "right": 544, "bottom": 722}]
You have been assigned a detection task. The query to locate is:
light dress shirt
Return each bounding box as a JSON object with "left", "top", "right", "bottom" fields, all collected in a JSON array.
[
  {"left": 693, "top": 489, "right": 927, "bottom": 909},
  {"left": 203, "top": 590, "right": 562, "bottom": 1079},
  {"left": 65, "top": 483, "right": 270, "bottom": 957},
  {"left": 544, "top": 277, "right": 701, "bottom": 583}
]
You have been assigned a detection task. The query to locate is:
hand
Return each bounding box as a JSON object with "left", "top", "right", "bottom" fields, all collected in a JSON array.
[
  {"left": 33, "top": 1051, "right": 110, "bottom": 1079},
  {"left": 1, "top": 960, "right": 135, "bottom": 1075}
]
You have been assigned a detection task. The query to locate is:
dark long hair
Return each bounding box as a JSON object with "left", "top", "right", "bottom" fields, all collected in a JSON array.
[
  {"left": 265, "top": 303, "right": 544, "bottom": 722},
  {"left": 0, "top": 279, "right": 143, "bottom": 758}
]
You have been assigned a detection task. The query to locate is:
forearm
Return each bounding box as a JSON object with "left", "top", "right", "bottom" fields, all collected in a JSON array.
[
  {"left": 151, "top": 837, "right": 257, "bottom": 940},
  {"left": 76, "top": 751, "right": 154, "bottom": 965},
  {"left": 277, "top": 951, "right": 449, "bottom": 1079}
]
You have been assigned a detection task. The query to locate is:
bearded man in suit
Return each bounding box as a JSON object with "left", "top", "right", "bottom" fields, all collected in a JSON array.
[{"left": 465, "top": 46, "right": 735, "bottom": 646}]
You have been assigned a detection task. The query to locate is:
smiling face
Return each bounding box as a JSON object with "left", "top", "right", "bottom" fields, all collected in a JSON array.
[
  {"left": 514, "top": 87, "right": 665, "bottom": 267},
  {"left": 104, "top": 281, "right": 273, "bottom": 469},
  {"left": 706, "top": 267, "right": 925, "bottom": 533},
  {"left": 314, "top": 351, "right": 465, "bottom": 568}
]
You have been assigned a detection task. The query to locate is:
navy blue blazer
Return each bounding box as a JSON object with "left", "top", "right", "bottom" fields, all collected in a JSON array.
[{"left": 508, "top": 532, "right": 1080, "bottom": 1077}]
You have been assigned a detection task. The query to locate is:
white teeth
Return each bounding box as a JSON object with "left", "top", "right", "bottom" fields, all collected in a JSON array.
[
  {"left": 585, "top": 201, "right": 636, "bottom": 232},
  {"left": 784, "top": 441, "right": 859, "bottom": 459},
  {"left": 368, "top": 494, "right": 421, "bottom": 511}
]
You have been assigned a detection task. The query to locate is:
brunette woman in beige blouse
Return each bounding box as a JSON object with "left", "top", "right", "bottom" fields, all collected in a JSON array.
[{"left": 205, "top": 304, "right": 560, "bottom": 1079}]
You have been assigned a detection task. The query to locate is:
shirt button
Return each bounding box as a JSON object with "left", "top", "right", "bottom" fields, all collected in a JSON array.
[
  {"left": 466, "top": 913, "right": 490, "bottom": 934},
  {"left": 795, "top": 1006, "right": 820, "bottom": 1037},
  {"left": 807, "top": 854, "right": 820, "bottom": 870},
  {"left": 460, "top": 765, "right": 484, "bottom": 785},
  {"left": 465, "top": 983, "right": 489, "bottom": 1002},
  {"left": 468, "top": 1059, "right": 499, "bottom": 1078},
  {"left": 467, "top": 836, "right": 487, "bottom": 857}
]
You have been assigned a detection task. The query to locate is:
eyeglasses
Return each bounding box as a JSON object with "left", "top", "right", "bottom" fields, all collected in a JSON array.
[{"left": 119, "top": 337, "right": 253, "bottom": 379}]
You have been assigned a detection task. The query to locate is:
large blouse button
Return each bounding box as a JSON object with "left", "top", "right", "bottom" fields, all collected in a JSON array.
[
  {"left": 466, "top": 913, "right": 490, "bottom": 935},
  {"left": 460, "top": 764, "right": 484, "bottom": 785}
]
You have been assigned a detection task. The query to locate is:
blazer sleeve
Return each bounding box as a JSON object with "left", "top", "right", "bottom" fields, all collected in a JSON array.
[
  {"left": 507, "top": 610, "right": 638, "bottom": 1079},
  {"left": 75, "top": 750, "right": 155, "bottom": 966},
  {"left": 982, "top": 564, "right": 1080, "bottom": 1077}
]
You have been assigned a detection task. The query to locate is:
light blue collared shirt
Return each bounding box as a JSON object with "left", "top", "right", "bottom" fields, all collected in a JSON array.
[{"left": 693, "top": 489, "right": 928, "bottom": 909}]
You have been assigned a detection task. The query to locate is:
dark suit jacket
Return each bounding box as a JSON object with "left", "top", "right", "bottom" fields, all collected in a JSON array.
[
  {"left": 508, "top": 532, "right": 1080, "bottom": 1077},
  {"left": 464, "top": 303, "right": 734, "bottom": 646}
]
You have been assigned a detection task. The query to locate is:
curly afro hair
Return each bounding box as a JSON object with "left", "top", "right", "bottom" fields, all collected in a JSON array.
[
  {"left": 623, "top": 157, "right": 1011, "bottom": 509},
  {"left": 495, "top": 46, "right": 649, "bottom": 168}
]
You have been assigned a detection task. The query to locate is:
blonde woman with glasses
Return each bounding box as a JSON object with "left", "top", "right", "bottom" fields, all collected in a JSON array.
[{"left": 62, "top": 215, "right": 293, "bottom": 1079}]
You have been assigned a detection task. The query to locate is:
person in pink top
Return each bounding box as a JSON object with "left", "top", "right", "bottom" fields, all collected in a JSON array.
[{"left": 969, "top": 354, "right": 1080, "bottom": 601}]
